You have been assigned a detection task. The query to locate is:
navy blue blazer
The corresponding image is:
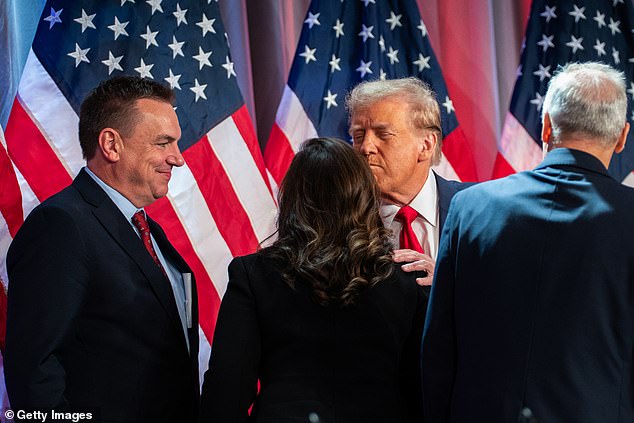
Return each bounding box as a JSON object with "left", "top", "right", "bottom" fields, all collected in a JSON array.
[
  {"left": 411, "top": 173, "right": 471, "bottom": 319},
  {"left": 435, "top": 172, "right": 469, "bottom": 235},
  {"left": 422, "top": 148, "right": 634, "bottom": 422},
  {"left": 5, "top": 169, "right": 199, "bottom": 422}
]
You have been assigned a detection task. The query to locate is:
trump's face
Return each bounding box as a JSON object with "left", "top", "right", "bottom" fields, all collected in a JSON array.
[{"left": 350, "top": 97, "right": 433, "bottom": 204}]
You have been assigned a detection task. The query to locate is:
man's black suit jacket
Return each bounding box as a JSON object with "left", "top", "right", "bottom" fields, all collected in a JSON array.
[{"left": 5, "top": 169, "right": 199, "bottom": 422}]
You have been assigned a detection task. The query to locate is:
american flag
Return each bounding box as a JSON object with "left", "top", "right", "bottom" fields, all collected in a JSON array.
[
  {"left": 495, "top": 0, "right": 634, "bottom": 184},
  {"left": 0, "top": 0, "right": 277, "bottom": 394},
  {"left": 264, "top": 0, "right": 478, "bottom": 187}
]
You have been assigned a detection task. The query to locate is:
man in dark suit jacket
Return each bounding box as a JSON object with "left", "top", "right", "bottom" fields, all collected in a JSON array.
[
  {"left": 347, "top": 77, "right": 470, "bottom": 289},
  {"left": 422, "top": 62, "right": 634, "bottom": 422},
  {"left": 5, "top": 77, "right": 199, "bottom": 422}
]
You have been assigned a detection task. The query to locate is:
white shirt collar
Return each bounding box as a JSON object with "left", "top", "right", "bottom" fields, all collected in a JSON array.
[
  {"left": 408, "top": 170, "right": 438, "bottom": 227},
  {"left": 379, "top": 169, "right": 438, "bottom": 227}
]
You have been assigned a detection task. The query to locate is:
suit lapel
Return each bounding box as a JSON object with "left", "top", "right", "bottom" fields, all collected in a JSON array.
[
  {"left": 150, "top": 219, "right": 200, "bottom": 381},
  {"left": 435, "top": 172, "right": 474, "bottom": 234},
  {"left": 436, "top": 174, "right": 455, "bottom": 233},
  {"left": 73, "top": 170, "right": 185, "bottom": 338},
  {"left": 149, "top": 218, "right": 199, "bottom": 353},
  {"left": 149, "top": 219, "right": 190, "bottom": 272}
]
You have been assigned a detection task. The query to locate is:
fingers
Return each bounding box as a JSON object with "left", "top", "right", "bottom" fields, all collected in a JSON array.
[
  {"left": 401, "top": 258, "right": 435, "bottom": 286},
  {"left": 401, "top": 259, "right": 435, "bottom": 273},
  {"left": 416, "top": 276, "right": 433, "bottom": 286},
  {"left": 392, "top": 249, "right": 432, "bottom": 263},
  {"left": 393, "top": 249, "right": 436, "bottom": 286}
]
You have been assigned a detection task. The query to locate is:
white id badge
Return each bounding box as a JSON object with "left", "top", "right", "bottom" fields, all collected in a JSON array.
[{"left": 183, "top": 273, "right": 193, "bottom": 329}]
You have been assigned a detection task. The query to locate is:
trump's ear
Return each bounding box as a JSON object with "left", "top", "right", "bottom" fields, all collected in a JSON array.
[
  {"left": 615, "top": 122, "right": 629, "bottom": 154},
  {"left": 97, "top": 128, "right": 122, "bottom": 163},
  {"left": 418, "top": 130, "right": 437, "bottom": 162}
]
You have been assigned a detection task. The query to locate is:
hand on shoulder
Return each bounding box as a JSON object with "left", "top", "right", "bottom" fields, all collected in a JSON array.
[{"left": 392, "top": 249, "right": 434, "bottom": 286}]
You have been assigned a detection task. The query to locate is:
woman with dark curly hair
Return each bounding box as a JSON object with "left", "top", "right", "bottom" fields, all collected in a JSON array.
[{"left": 199, "top": 137, "right": 425, "bottom": 423}]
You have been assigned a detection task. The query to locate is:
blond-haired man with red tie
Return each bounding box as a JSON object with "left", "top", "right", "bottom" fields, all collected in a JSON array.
[{"left": 347, "top": 77, "right": 470, "bottom": 288}]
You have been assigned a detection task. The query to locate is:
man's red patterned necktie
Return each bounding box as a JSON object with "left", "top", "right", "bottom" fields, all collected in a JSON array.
[{"left": 132, "top": 211, "right": 167, "bottom": 277}]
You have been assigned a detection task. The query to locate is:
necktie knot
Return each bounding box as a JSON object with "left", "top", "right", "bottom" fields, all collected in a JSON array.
[
  {"left": 132, "top": 210, "right": 150, "bottom": 235},
  {"left": 395, "top": 205, "right": 418, "bottom": 226}
]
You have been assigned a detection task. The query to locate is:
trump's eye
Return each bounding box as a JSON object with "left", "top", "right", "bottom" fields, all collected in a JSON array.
[{"left": 352, "top": 133, "right": 365, "bottom": 144}]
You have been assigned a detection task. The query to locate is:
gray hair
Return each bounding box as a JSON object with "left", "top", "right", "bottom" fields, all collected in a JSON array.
[
  {"left": 345, "top": 77, "right": 443, "bottom": 165},
  {"left": 542, "top": 62, "right": 627, "bottom": 147}
]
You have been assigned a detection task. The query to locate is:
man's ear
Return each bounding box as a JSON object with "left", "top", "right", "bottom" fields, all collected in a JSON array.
[
  {"left": 418, "top": 131, "right": 437, "bottom": 162},
  {"left": 98, "top": 128, "right": 122, "bottom": 163},
  {"left": 614, "top": 122, "right": 629, "bottom": 154},
  {"left": 541, "top": 113, "right": 552, "bottom": 145}
]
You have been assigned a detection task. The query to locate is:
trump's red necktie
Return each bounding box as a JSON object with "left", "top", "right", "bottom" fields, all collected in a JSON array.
[
  {"left": 132, "top": 210, "right": 167, "bottom": 277},
  {"left": 395, "top": 205, "right": 424, "bottom": 253}
]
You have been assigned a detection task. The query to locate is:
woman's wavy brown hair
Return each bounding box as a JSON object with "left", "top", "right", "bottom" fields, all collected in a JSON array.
[{"left": 262, "top": 137, "right": 394, "bottom": 307}]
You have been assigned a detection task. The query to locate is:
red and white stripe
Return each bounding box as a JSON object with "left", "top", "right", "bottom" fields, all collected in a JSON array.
[
  {"left": 493, "top": 112, "right": 543, "bottom": 178},
  {"left": 264, "top": 85, "right": 318, "bottom": 188},
  {"left": 1, "top": 50, "right": 277, "bottom": 380}
]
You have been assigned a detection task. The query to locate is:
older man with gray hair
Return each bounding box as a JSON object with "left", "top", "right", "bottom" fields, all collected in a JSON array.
[
  {"left": 346, "top": 77, "right": 470, "bottom": 291},
  {"left": 422, "top": 61, "right": 634, "bottom": 422}
]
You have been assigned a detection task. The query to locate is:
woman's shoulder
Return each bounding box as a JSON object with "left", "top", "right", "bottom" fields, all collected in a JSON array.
[
  {"left": 359, "top": 264, "right": 425, "bottom": 323},
  {"left": 373, "top": 263, "right": 426, "bottom": 300},
  {"left": 389, "top": 263, "right": 424, "bottom": 284},
  {"left": 229, "top": 250, "right": 287, "bottom": 285},
  {"left": 230, "top": 250, "right": 279, "bottom": 269}
]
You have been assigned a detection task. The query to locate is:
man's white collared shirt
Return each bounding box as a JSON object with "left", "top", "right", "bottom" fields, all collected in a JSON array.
[{"left": 380, "top": 170, "right": 439, "bottom": 260}]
